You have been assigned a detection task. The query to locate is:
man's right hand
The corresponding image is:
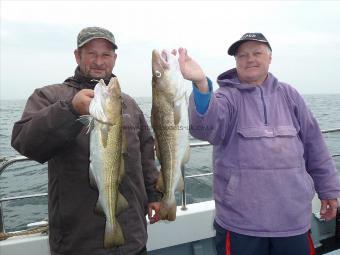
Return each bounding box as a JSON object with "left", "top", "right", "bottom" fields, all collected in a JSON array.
[{"left": 71, "top": 89, "right": 94, "bottom": 115}]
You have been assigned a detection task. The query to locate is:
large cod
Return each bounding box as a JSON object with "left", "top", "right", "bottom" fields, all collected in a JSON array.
[
  {"left": 151, "top": 49, "right": 190, "bottom": 221},
  {"left": 82, "top": 77, "right": 128, "bottom": 248}
]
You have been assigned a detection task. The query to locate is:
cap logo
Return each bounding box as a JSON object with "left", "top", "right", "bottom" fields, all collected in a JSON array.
[{"left": 243, "top": 34, "right": 256, "bottom": 39}]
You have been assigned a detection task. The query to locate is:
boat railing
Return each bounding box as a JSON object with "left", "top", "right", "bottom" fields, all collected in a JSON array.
[{"left": 1, "top": 128, "right": 340, "bottom": 235}]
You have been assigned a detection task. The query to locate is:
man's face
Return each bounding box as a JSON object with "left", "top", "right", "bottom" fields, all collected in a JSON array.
[
  {"left": 235, "top": 41, "right": 272, "bottom": 85},
  {"left": 74, "top": 38, "right": 117, "bottom": 80}
]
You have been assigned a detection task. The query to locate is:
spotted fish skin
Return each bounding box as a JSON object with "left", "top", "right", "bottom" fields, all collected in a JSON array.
[
  {"left": 151, "top": 49, "right": 190, "bottom": 221},
  {"left": 88, "top": 77, "right": 128, "bottom": 248}
]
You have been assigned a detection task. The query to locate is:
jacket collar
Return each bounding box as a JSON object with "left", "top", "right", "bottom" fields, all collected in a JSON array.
[
  {"left": 64, "top": 66, "right": 116, "bottom": 89},
  {"left": 217, "top": 68, "right": 278, "bottom": 93}
]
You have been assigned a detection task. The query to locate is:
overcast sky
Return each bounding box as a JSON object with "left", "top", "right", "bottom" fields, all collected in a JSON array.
[{"left": 1, "top": 0, "right": 340, "bottom": 100}]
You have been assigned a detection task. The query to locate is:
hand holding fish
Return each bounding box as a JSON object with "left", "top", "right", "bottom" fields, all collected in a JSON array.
[
  {"left": 72, "top": 89, "right": 94, "bottom": 115},
  {"left": 177, "top": 47, "right": 209, "bottom": 93},
  {"left": 148, "top": 202, "right": 161, "bottom": 224}
]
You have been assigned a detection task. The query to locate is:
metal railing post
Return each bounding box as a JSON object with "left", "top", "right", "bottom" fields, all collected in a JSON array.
[
  {"left": 181, "top": 165, "right": 187, "bottom": 211},
  {"left": 0, "top": 203, "right": 4, "bottom": 233}
]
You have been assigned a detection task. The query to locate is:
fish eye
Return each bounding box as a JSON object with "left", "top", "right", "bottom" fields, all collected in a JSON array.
[{"left": 155, "top": 70, "right": 162, "bottom": 78}]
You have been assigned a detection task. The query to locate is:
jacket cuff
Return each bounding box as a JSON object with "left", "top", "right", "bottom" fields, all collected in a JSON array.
[{"left": 192, "top": 77, "right": 213, "bottom": 114}]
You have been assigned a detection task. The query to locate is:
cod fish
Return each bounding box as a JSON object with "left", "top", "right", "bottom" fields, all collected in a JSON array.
[
  {"left": 81, "top": 77, "right": 128, "bottom": 248},
  {"left": 151, "top": 49, "right": 190, "bottom": 221}
]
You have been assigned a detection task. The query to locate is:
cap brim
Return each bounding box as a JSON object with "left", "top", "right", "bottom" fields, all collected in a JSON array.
[
  {"left": 227, "top": 39, "right": 271, "bottom": 56},
  {"left": 228, "top": 40, "right": 244, "bottom": 56}
]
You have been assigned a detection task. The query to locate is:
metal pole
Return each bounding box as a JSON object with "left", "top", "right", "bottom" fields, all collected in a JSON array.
[
  {"left": 181, "top": 165, "right": 187, "bottom": 211},
  {"left": 0, "top": 203, "right": 5, "bottom": 233}
]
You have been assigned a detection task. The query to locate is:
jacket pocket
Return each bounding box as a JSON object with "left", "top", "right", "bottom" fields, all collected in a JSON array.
[
  {"left": 237, "top": 125, "right": 303, "bottom": 170},
  {"left": 220, "top": 167, "right": 315, "bottom": 233},
  {"left": 213, "top": 169, "right": 238, "bottom": 204}
]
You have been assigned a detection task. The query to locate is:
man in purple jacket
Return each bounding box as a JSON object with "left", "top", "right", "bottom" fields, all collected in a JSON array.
[{"left": 176, "top": 33, "right": 340, "bottom": 255}]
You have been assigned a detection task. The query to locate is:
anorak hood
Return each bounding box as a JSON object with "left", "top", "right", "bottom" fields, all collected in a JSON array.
[{"left": 217, "top": 68, "right": 278, "bottom": 93}]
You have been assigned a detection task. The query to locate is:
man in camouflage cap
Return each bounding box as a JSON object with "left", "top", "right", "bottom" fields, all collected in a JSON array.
[
  {"left": 77, "top": 26, "right": 118, "bottom": 49},
  {"left": 11, "top": 26, "right": 162, "bottom": 255}
]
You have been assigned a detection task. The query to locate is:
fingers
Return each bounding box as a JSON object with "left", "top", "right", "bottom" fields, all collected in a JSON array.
[
  {"left": 178, "top": 47, "right": 186, "bottom": 55},
  {"left": 72, "top": 89, "right": 94, "bottom": 115},
  {"left": 83, "top": 89, "right": 94, "bottom": 98},
  {"left": 148, "top": 202, "right": 161, "bottom": 224},
  {"left": 149, "top": 214, "right": 160, "bottom": 224},
  {"left": 320, "top": 199, "right": 338, "bottom": 221}
]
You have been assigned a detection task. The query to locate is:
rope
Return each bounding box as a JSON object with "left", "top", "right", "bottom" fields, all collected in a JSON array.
[{"left": 0, "top": 225, "right": 48, "bottom": 241}]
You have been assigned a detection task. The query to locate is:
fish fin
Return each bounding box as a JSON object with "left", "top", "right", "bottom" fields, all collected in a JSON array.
[
  {"left": 182, "top": 144, "right": 190, "bottom": 164},
  {"left": 156, "top": 172, "right": 164, "bottom": 193},
  {"left": 100, "top": 125, "right": 109, "bottom": 148},
  {"left": 116, "top": 192, "right": 129, "bottom": 215},
  {"left": 176, "top": 175, "right": 185, "bottom": 192},
  {"left": 158, "top": 197, "right": 177, "bottom": 221},
  {"left": 94, "top": 200, "right": 105, "bottom": 217},
  {"left": 118, "top": 155, "right": 125, "bottom": 184},
  {"left": 173, "top": 103, "right": 181, "bottom": 125},
  {"left": 104, "top": 220, "right": 125, "bottom": 248},
  {"left": 77, "top": 115, "right": 94, "bottom": 134},
  {"left": 185, "top": 90, "right": 190, "bottom": 105}
]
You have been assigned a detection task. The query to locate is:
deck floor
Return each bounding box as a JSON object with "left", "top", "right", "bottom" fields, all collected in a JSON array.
[{"left": 317, "top": 237, "right": 340, "bottom": 255}]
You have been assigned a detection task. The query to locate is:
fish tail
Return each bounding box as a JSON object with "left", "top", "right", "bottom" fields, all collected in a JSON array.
[
  {"left": 116, "top": 192, "right": 129, "bottom": 215},
  {"left": 104, "top": 220, "right": 125, "bottom": 248},
  {"left": 159, "top": 197, "right": 177, "bottom": 221}
]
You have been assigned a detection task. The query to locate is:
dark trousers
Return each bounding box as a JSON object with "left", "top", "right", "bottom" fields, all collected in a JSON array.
[{"left": 214, "top": 221, "right": 316, "bottom": 255}]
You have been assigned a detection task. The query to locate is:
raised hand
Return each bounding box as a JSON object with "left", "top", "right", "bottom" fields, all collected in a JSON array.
[{"left": 177, "top": 47, "right": 208, "bottom": 92}]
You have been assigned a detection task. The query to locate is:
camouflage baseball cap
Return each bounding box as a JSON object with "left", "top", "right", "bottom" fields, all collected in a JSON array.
[{"left": 77, "top": 26, "right": 118, "bottom": 49}]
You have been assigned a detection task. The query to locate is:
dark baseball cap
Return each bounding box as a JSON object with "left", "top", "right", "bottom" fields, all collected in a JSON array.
[
  {"left": 77, "top": 26, "right": 118, "bottom": 49},
  {"left": 228, "top": 33, "right": 271, "bottom": 56}
]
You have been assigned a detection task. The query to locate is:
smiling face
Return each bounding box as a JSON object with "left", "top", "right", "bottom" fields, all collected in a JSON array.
[
  {"left": 235, "top": 41, "right": 272, "bottom": 85},
  {"left": 74, "top": 38, "right": 117, "bottom": 80}
]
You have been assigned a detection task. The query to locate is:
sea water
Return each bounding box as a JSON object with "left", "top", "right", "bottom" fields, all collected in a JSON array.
[{"left": 0, "top": 95, "right": 339, "bottom": 231}]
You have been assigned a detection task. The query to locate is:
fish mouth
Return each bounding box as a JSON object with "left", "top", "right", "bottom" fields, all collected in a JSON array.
[{"left": 152, "top": 49, "right": 170, "bottom": 76}]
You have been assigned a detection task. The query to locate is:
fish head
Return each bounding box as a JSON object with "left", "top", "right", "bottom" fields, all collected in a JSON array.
[
  {"left": 89, "top": 77, "right": 122, "bottom": 124},
  {"left": 152, "top": 49, "right": 183, "bottom": 99}
]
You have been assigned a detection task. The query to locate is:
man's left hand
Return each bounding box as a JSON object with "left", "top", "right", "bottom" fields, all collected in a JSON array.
[
  {"left": 148, "top": 202, "right": 161, "bottom": 224},
  {"left": 320, "top": 198, "right": 338, "bottom": 221}
]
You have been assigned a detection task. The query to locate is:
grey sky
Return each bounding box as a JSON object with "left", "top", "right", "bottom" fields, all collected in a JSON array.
[{"left": 1, "top": 0, "right": 340, "bottom": 100}]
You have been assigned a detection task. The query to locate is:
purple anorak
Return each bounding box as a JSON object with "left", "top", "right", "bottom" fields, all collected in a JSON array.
[{"left": 189, "top": 68, "right": 340, "bottom": 237}]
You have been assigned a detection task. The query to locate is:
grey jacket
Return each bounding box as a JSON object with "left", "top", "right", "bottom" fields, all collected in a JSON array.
[{"left": 11, "top": 68, "right": 161, "bottom": 255}]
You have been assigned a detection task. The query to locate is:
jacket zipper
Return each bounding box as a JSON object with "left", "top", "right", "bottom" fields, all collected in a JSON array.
[{"left": 259, "top": 87, "right": 268, "bottom": 125}]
